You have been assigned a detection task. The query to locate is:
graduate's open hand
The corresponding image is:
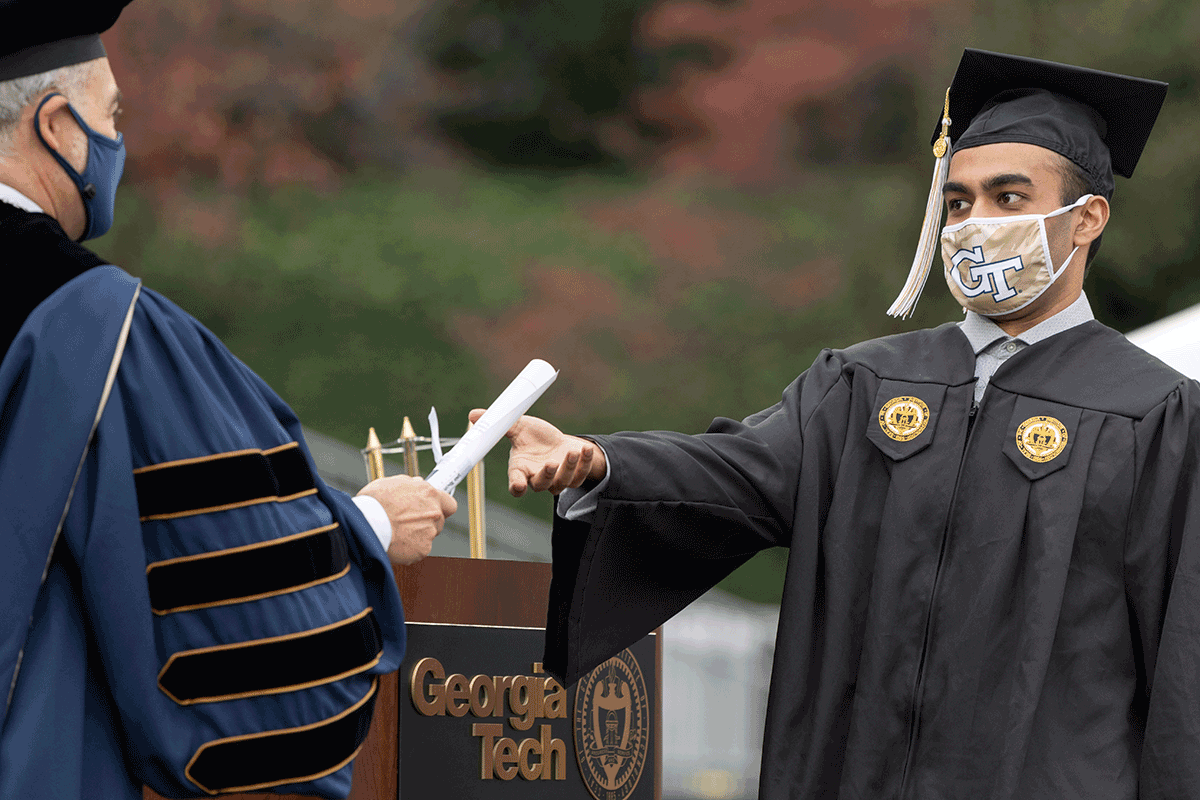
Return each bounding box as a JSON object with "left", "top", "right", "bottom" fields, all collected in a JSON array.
[
  {"left": 357, "top": 475, "right": 458, "bottom": 565},
  {"left": 469, "top": 409, "right": 606, "bottom": 497}
]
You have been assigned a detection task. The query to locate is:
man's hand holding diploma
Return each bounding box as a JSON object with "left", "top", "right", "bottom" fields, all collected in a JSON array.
[
  {"left": 357, "top": 476, "right": 458, "bottom": 565},
  {"left": 469, "top": 409, "right": 607, "bottom": 496}
]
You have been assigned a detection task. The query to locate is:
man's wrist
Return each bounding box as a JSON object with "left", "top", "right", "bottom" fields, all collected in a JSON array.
[{"left": 352, "top": 494, "right": 392, "bottom": 551}]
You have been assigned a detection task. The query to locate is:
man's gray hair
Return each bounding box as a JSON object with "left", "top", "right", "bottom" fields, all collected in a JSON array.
[{"left": 0, "top": 60, "right": 95, "bottom": 152}]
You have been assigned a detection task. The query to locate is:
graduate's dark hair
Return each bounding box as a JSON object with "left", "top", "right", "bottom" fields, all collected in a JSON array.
[{"left": 1055, "top": 155, "right": 1102, "bottom": 274}]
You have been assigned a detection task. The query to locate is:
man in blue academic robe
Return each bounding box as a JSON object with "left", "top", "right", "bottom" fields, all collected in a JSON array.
[{"left": 0, "top": 2, "right": 457, "bottom": 797}]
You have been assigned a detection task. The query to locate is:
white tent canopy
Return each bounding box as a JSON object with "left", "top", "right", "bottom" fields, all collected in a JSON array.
[{"left": 1126, "top": 302, "right": 1200, "bottom": 378}]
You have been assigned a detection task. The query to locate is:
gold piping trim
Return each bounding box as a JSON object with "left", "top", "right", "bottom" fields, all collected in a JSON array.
[
  {"left": 146, "top": 522, "right": 340, "bottom": 572},
  {"left": 133, "top": 441, "right": 300, "bottom": 474},
  {"left": 151, "top": 563, "right": 352, "bottom": 617},
  {"left": 138, "top": 488, "right": 318, "bottom": 522},
  {"left": 185, "top": 677, "right": 377, "bottom": 796},
  {"left": 157, "top": 607, "right": 376, "bottom": 704}
]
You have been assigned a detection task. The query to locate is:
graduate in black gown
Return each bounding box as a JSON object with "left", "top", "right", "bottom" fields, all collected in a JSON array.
[
  {"left": 483, "top": 51, "right": 1200, "bottom": 799},
  {"left": 0, "top": 2, "right": 456, "bottom": 798}
]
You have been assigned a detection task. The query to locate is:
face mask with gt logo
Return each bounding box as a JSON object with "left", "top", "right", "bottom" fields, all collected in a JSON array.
[{"left": 941, "top": 194, "right": 1092, "bottom": 317}]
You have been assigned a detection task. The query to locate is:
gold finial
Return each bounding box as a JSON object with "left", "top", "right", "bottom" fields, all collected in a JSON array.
[
  {"left": 932, "top": 87, "right": 951, "bottom": 158},
  {"left": 401, "top": 416, "right": 419, "bottom": 477},
  {"left": 365, "top": 427, "right": 385, "bottom": 482}
]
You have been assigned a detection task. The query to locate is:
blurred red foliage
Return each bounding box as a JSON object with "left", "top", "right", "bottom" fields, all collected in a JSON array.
[
  {"left": 102, "top": 0, "right": 949, "bottom": 198},
  {"left": 103, "top": 0, "right": 445, "bottom": 197},
  {"left": 103, "top": 0, "right": 950, "bottom": 195},
  {"left": 613, "top": 0, "right": 947, "bottom": 186},
  {"left": 450, "top": 178, "right": 844, "bottom": 412},
  {"left": 450, "top": 265, "right": 649, "bottom": 414},
  {"left": 98, "top": 0, "right": 950, "bottom": 404},
  {"left": 588, "top": 187, "right": 773, "bottom": 284}
]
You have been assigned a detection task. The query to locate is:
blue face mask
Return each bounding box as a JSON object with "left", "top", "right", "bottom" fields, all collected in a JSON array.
[{"left": 33, "top": 92, "right": 126, "bottom": 241}]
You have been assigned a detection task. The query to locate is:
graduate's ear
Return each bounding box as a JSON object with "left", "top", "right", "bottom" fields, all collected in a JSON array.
[{"left": 1073, "top": 195, "right": 1109, "bottom": 250}]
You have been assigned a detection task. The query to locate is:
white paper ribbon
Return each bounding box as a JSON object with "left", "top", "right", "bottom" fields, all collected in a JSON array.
[{"left": 427, "top": 406, "right": 444, "bottom": 464}]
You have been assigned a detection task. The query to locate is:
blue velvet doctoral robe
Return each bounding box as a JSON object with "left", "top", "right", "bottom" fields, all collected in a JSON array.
[{"left": 0, "top": 265, "right": 405, "bottom": 799}]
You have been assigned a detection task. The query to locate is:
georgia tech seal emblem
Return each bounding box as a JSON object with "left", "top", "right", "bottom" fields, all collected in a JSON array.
[
  {"left": 879, "top": 396, "right": 930, "bottom": 442},
  {"left": 1016, "top": 415, "right": 1068, "bottom": 462},
  {"left": 574, "top": 649, "right": 649, "bottom": 800}
]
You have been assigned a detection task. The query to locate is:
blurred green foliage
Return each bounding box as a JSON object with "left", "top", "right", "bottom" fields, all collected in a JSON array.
[
  {"left": 94, "top": 165, "right": 924, "bottom": 605},
  {"left": 89, "top": 0, "right": 1200, "bottom": 606}
]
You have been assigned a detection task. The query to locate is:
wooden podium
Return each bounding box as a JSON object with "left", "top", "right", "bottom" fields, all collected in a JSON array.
[
  {"left": 144, "top": 556, "right": 661, "bottom": 800},
  {"left": 348, "top": 556, "right": 564, "bottom": 800}
]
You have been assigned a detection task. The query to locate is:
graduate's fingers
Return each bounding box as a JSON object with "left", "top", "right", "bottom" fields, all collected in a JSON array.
[
  {"left": 527, "top": 461, "right": 559, "bottom": 493},
  {"left": 546, "top": 451, "right": 581, "bottom": 495},
  {"left": 508, "top": 465, "right": 529, "bottom": 498},
  {"left": 468, "top": 408, "right": 485, "bottom": 424},
  {"left": 542, "top": 443, "right": 595, "bottom": 494},
  {"left": 564, "top": 444, "right": 594, "bottom": 489}
]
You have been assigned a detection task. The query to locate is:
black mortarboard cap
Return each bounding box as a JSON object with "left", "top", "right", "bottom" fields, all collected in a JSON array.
[
  {"left": 0, "top": 0, "right": 134, "bottom": 82},
  {"left": 933, "top": 48, "right": 1169, "bottom": 200}
]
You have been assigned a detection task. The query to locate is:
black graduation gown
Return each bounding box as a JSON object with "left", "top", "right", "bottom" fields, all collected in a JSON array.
[
  {"left": 0, "top": 199, "right": 104, "bottom": 358},
  {"left": 544, "top": 321, "right": 1200, "bottom": 800}
]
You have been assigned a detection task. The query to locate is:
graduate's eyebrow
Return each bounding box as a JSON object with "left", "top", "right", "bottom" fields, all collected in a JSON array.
[
  {"left": 982, "top": 172, "right": 1034, "bottom": 191},
  {"left": 942, "top": 173, "right": 1034, "bottom": 196}
]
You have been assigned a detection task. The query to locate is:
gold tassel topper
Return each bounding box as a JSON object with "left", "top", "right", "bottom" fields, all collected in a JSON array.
[{"left": 887, "top": 88, "right": 952, "bottom": 319}]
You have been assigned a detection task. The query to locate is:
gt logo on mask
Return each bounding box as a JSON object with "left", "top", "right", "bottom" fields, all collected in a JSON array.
[
  {"left": 947, "top": 247, "right": 1025, "bottom": 302},
  {"left": 939, "top": 195, "right": 1091, "bottom": 318}
]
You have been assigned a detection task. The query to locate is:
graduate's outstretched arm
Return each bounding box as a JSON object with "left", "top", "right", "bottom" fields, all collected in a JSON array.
[
  {"left": 356, "top": 475, "right": 458, "bottom": 565},
  {"left": 468, "top": 408, "right": 605, "bottom": 496}
]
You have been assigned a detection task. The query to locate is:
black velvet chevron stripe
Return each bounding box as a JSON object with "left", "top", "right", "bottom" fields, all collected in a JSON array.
[
  {"left": 187, "top": 680, "right": 377, "bottom": 794},
  {"left": 135, "top": 444, "right": 315, "bottom": 519},
  {"left": 160, "top": 612, "right": 383, "bottom": 704},
  {"left": 147, "top": 525, "right": 350, "bottom": 614}
]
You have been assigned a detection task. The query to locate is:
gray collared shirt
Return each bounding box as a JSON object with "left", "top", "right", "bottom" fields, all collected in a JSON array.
[
  {"left": 959, "top": 291, "right": 1095, "bottom": 403},
  {"left": 560, "top": 292, "right": 1097, "bottom": 521}
]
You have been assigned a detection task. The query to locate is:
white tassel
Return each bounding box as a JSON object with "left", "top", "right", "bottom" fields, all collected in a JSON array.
[{"left": 888, "top": 88, "right": 952, "bottom": 320}]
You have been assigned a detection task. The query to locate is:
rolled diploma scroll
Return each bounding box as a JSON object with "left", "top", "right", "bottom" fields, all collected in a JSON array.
[{"left": 425, "top": 359, "right": 558, "bottom": 494}]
